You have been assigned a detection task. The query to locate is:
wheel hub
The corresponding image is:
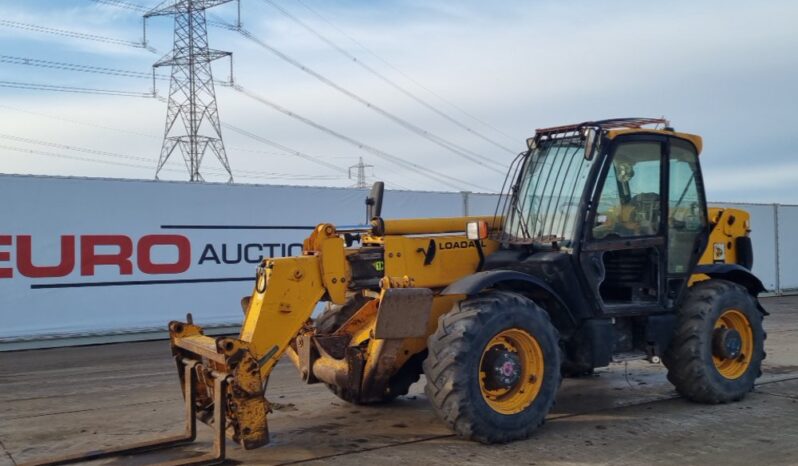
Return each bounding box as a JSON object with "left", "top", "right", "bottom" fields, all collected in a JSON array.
[
  {"left": 478, "top": 328, "right": 545, "bottom": 415},
  {"left": 712, "top": 327, "right": 743, "bottom": 360},
  {"left": 483, "top": 347, "right": 521, "bottom": 390}
]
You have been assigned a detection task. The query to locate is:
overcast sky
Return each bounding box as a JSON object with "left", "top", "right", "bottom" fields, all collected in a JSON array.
[{"left": 0, "top": 0, "right": 796, "bottom": 201}]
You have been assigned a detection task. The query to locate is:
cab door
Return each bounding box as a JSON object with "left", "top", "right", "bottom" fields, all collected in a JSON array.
[
  {"left": 664, "top": 138, "right": 708, "bottom": 306},
  {"left": 580, "top": 135, "right": 668, "bottom": 314}
]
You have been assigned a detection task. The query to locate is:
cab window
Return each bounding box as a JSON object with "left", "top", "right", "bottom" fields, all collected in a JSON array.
[
  {"left": 667, "top": 139, "right": 706, "bottom": 273},
  {"left": 593, "top": 141, "right": 662, "bottom": 239}
]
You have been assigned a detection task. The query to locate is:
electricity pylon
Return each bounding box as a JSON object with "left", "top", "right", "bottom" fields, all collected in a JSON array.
[
  {"left": 145, "top": 0, "right": 236, "bottom": 182},
  {"left": 348, "top": 157, "right": 374, "bottom": 188}
]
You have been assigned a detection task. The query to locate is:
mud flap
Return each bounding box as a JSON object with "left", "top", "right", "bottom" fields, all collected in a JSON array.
[{"left": 374, "top": 288, "right": 434, "bottom": 339}]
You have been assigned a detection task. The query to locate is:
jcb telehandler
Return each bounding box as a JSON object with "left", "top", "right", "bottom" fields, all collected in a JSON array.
[{"left": 27, "top": 118, "right": 766, "bottom": 465}]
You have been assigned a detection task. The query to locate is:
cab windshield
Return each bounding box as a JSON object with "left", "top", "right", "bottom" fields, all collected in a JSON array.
[{"left": 500, "top": 136, "right": 596, "bottom": 245}]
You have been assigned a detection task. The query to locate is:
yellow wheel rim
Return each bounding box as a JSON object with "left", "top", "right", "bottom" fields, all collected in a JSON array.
[
  {"left": 478, "top": 328, "right": 544, "bottom": 415},
  {"left": 713, "top": 309, "right": 753, "bottom": 380}
]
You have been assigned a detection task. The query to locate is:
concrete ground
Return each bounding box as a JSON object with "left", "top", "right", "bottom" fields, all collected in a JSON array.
[{"left": 1, "top": 296, "right": 797, "bottom": 466}]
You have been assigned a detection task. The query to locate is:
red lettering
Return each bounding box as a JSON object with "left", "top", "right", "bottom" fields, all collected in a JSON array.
[
  {"left": 80, "top": 235, "right": 133, "bottom": 276},
  {"left": 137, "top": 235, "right": 191, "bottom": 274},
  {"left": 17, "top": 235, "right": 75, "bottom": 278},
  {"left": 0, "top": 235, "right": 11, "bottom": 278}
]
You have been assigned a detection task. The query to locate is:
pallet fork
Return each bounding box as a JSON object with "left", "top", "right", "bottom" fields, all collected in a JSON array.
[{"left": 21, "top": 360, "right": 230, "bottom": 466}]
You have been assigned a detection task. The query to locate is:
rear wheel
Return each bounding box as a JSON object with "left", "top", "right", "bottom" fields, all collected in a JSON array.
[
  {"left": 664, "top": 279, "right": 765, "bottom": 403},
  {"left": 314, "top": 294, "right": 420, "bottom": 404},
  {"left": 424, "top": 291, "right": 561, "bottom": 443}
]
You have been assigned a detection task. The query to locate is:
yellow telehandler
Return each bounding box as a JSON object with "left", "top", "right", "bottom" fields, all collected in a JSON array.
[{"left": 26, "top": 118, "right": 766, "bottom": 465}]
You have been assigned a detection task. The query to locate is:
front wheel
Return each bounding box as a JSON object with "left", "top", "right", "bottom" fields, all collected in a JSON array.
[
  {"left": 423, "top": 291, "right": 561, "bottom": 444},
  {"left": 664, "top": 279, "right": 765, "bottom": 403}
]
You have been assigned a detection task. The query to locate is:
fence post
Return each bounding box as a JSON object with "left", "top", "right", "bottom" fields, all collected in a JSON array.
[
  {"left": 774, "top": 203, "right": 781, "bottom": 295},
  {"left": 461, "top": 191, "right": 471, "bottom": 216}
]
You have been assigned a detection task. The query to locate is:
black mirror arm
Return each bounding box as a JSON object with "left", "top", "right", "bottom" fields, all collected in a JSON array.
[{"left": 366, "top": 181, "right": 385, "bottom": 221}]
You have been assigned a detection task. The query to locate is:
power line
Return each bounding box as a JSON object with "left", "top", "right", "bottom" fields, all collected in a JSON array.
[
  {"left": 217, "top": 22, "right": 506, "bottom": 174},
  {"left": 91, "top": 0, "right": 149, "bottom": 12},
  {"left": 232, "top": 84, "right": 494, "bottom": 192},
  {"left": 0, "top": 133, "right": 153, "bottom": 163},
  {"left": 93, "top": 0, "right": 235, "bottom": 30},
  {"left": 223, "top": 124, "right": 410, "bottom": 190},
  {"left": 0, "top": 103, "right": 351, "bottom": 172},
  {"left": 222, "top": 124, "right": 347, "bottom": 175},
  {"left": 0, "top": 135, "right": 343, "bottom": 181},
  {"left": 293, "top": 0, "right": 519, "bottom": 146},
  {"left": 232, "top": 24, "right": 505, "bottom": 173},
  {"left": 0, "top": 55, "right": 165, "bottom": 80},
  {"left": 0, "top": 103, "right": 161, "bottom": 139},
  {"left": 0, "top": 19, "right": 154, "bottom": 52},
  {"left": 261, "top": 0, "right": 517, "bottom": 156},
  {"left": 0, "top": 80, "right": 155, "bottom": 98},
  {"left": 0, "top": 142, "right": 164, "bottom": 172},
  {"left": 0, "top": 142, "right": 308, "bottom": 180},
  {"left": 0, "top": 55, "right": 234, "bottom": 90},
  {"left": 233, "top": 83, "right": 491, "bottom": 191}
]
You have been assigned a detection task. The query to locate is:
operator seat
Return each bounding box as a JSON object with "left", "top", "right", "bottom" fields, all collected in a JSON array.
[{"left": 626, "top": 192, "right": 660, "bottom": 236}]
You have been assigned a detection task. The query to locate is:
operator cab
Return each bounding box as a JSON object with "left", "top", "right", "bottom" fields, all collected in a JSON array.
[{"left": 493, "top": 118, "right": 708, "bottom": 315}]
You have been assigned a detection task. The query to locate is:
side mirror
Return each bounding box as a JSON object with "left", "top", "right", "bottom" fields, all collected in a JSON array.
[
  {"left": 466, "top": 220, "right": 488, "bottom": 241},
  {"left": 366, "top": 181, "right": 384, "bottom": 220},
  {"left": 583, "top": 127, "right": 598, "bottom": 160}
]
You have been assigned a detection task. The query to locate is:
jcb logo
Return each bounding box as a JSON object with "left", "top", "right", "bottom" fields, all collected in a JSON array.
[{"left": 0, "top": 234, "right": 191, "bottom": 278}]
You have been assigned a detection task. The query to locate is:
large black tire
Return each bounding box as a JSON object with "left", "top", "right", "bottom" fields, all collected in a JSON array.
[
  {"left": 663, "top": 279, "right": 765, "bottom": 403},
  {"left": 314, "top": 294, "right": 421, "bottom": 404},
  {"left": 423, "top": 291, "right": 561, "bottom": 444}
]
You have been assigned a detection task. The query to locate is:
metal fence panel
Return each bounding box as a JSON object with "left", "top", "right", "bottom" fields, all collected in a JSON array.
[{"left": 776, "top": 205, "right": 798, "bottom": 291}]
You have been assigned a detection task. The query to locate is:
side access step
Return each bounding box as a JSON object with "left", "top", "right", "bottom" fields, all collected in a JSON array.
[{"left": 20, "top": 360, "right": 229, "bottom": 466}]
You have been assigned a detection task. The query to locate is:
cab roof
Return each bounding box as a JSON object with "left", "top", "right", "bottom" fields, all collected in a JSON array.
[{"left": 534, "top": 117, "right": 703, "bottom": 155}]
